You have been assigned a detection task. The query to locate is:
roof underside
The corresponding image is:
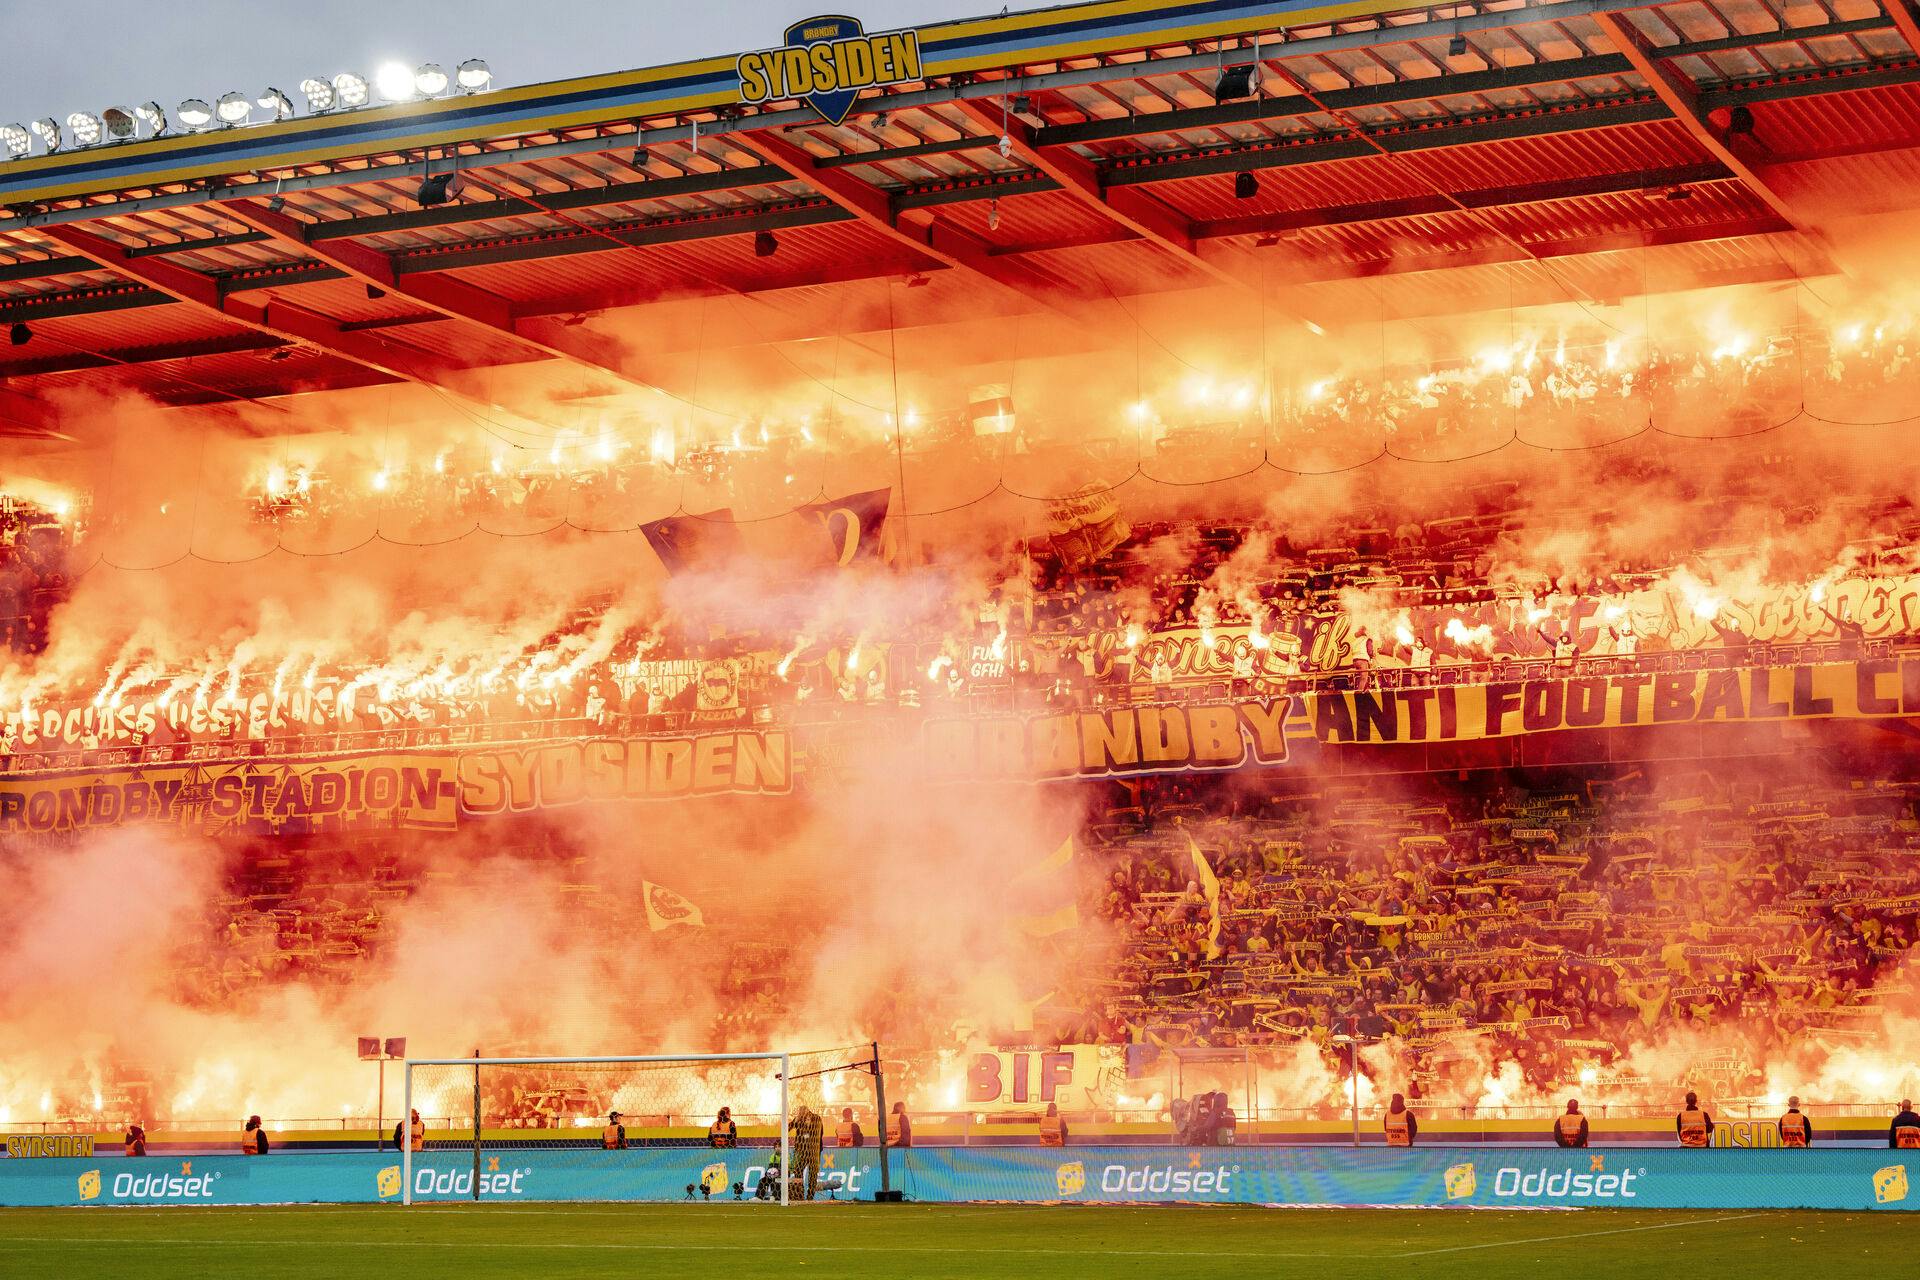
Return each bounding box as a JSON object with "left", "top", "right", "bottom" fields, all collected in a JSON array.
[{"left": 3, "top": 0, "right": 1919, "bottom": 436}]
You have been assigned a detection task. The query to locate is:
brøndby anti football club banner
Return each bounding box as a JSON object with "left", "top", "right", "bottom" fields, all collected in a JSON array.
[{"left": 13, "top": 659, "right": 1920, "bottom": 833}]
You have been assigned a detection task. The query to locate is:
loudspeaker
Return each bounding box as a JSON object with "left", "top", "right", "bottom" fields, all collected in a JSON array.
[{"left": 873, "top": 1189, "right": 906, "bottom": 1202}]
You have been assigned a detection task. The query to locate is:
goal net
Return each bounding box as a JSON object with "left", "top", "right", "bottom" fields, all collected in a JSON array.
[{"left": 398, "top": 1046, "right": 886, "bottom": 1205}]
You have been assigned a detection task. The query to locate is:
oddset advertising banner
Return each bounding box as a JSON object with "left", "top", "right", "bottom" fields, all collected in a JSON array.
[{"left": 3, "top": 1148, "right": 1916, "bottom": 1210}]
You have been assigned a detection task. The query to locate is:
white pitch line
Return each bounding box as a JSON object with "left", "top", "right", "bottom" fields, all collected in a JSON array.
[
  {"left": 1394, "top": 1211, "right": 1768, "bottom": 1257},
  {"left": 0, "top": 1234, "right": 1351, "bottom": 1260}
]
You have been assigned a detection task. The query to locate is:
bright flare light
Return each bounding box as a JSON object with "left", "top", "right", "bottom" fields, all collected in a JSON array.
[{"left": 374, "top": 62, "right": 418, "bottom": 101}]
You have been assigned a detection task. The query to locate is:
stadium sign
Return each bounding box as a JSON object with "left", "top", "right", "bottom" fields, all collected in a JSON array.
[
  {"left": 737, "top": 16, "right": 923, "bottom": 124},
  {"left": 5, "top": 1149, "right": 1920, "bottom": 1209},
  {"left": 5, "top": 1134, "right": 92, "bottom": 1158}
]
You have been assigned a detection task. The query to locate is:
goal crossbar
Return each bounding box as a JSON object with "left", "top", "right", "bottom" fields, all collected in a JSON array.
[{"left": 401, "top": 1051, "right": 791, "bottom": 1206}]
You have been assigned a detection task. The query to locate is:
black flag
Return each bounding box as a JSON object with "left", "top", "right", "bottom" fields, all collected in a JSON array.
[
  {"left": 801, "top": 488, "right": 891, "bottom": 566},
  {"left": 640, "top": 509, "right": 743, "bottom": 575}
]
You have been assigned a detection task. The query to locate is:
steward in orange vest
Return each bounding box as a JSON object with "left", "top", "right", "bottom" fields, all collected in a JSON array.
[
  {"left": 1778, "top": 1099, "right": 1810, "bottom": 1147},
  {"left": 836, "top": 1107, "right": 864, "bottom": 1147},
  {"left": 602, "top": 1111, "right": 627, "bottom": 1150},
  {"left": 241, "top": 1116, "right": 268, "bottom": 1155},
  {"left": 885, "top": 1102, "right": 912, "bottom": 1148},
  {"left": 1039, "top": 1103, "right": 1067, "bottom": 1147},
  {"left": 1891, "top": 1101, "right": 1920, "bottom": 1149},
  {"left": 1553, "top": 1101, "right": 1589, "bottom": 1148},
  {"left": 1676, "top": 1092, "right": 1712, "bottom": 1147},
  {"left": 708, "top": 1107, "right": 738, "bottom": 1149},
  {"left": 1383, "top": 1094, "right": 1416, "bottom": 1147}
]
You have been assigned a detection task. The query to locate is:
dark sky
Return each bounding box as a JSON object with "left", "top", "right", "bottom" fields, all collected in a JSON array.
[{"left": 0, "top": 0, "right": 1053, "bottom": 132}]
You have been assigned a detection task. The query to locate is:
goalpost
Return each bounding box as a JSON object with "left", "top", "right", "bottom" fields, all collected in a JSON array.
[{"left": 399, "top": 1047, "right": 885, "bottom": 1206}]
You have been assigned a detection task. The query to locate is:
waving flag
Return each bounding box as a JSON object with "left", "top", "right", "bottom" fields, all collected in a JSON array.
[
  {"left": 640, "top": 510, "right": 742, "bottom": 575},
  {"left": 643, "top": 881, "right": 705, "bottom": 930},
  {"left": 1183, "top": 830, "right": 1224, "bottom": 960},
  {"left": 801, "top": 488, "right": 891, "bottom": 566}
]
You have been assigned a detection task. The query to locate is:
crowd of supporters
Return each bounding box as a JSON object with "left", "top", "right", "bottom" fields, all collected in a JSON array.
[
  {"left": 1080, "top": 762, "right": 1920, "bottom": 1106},
  {"left": 9, "top": 482, "right": 1920, "bottom": 770},
  {"left": 0, "top": 501, "right": 66, "bottom": 657},
  {"left": 33, "top": 749, "right": 1904, "bottom": 1128}
]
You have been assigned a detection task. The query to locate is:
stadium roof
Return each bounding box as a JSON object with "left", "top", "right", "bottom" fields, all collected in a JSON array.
[{"left": 3, "top": 0, "right": 1918, "bottom": 439}]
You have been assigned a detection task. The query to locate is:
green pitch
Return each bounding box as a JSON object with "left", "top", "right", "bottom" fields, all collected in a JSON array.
[{"left": 0, "top": 1203, "right": 1904, "bottom": 1279}]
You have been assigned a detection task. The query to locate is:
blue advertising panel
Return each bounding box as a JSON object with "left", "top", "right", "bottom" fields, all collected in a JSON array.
[{"left": 4, "top": 1147, "right": 1916, "bottom": 1210}]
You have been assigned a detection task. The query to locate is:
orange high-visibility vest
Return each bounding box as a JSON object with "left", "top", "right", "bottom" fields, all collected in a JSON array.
[
  {"left": 886, "top": 1113, "right": 906, "bottom": 1146},
  {"left": 602, "top": 1124, "right": 623, "bottom": 1149},
  {"left": 409, "top": 1119, "right": 425, "bottom": 1153},
  {"left": 1556, "top": 1114, "right": 1586, "bottom": 1145},
  {"left": 1779, "top": 1113, "right": 1808, "bottom": 1147},
  {"left": 1039, "top": 1113, "right": 1065, "bottom": 1146},
  {"left": 1678, "top": 1109, "right": 1710, "bottom": 1147},
  {"left": 1384, "top": 1111, "right": 1411, "bottom": 1147},
  {"left": 241, "top": 1129, "right": 261, "bottom": 1155},
  {"left": 1897, "top": 1124, "right": 1920, "bottom": 1149},
  {"left": 709, "top": 1120, "right": 737, "bottom": 1148}
]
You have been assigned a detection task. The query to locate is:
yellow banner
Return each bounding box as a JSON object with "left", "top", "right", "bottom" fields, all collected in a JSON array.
[{"left": 0, "top": 731, "right": 790, "bottom": 834}]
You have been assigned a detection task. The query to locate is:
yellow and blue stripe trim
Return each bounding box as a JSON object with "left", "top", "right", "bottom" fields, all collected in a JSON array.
[{"left": 0, "top": 0, "right": 1406, "bottom": 207}]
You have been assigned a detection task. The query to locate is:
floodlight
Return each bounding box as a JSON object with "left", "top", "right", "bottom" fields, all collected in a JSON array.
[
  {"left": 414, "top": 63, "right": 449, "bottom": 96},
  {"left": 134, "top": 102, "right": 168, "bottom": 136},
  {"left": 29, "top": 118, "right": 61, "bottom": 152},
  {"left": 0, "top": 123, "right": 29, "bottom": 159},
  {"left": 1214, "top": 64, "right": 1255, "bottom": 102},
  {"left": 177, "top": 99, "right": 214, "bottom": 129},
  {"left": 102, "top": 107, "right": 138, "bottom": 141},
  {"left": 456, "top": 59, "right": 491, "bottom": 91},
  {"left": 67, "top": 113, "right": 102, "bottom": 146},
  {"left": 258, "top": 88, "right": 294, "bottom": 120},
  {"left": 374, "top": 62, "right": 417, "bottom": 101},
  {"left": 416, "top": 172, "right": 462, "bottom": 206},
  {"left": 217, "top": 92, "right": 252, "bottom": 124},
  {"left": 300, "top": 78, "right": 335, "bottom": 112},
  {"left": 333, "top": 73, "right": 370, "bottom": 108}
]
